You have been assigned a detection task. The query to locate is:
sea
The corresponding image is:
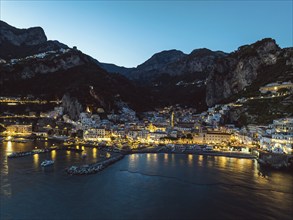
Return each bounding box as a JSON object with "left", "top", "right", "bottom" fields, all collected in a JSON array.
[{"left": 1, "top": 141, "right": 293, "bottom": 220}]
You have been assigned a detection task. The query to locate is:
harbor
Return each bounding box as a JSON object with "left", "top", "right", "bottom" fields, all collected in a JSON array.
[
  {"left": 129, "top": 145, "right": 257, "bottom": 159},
  {"left": 4, "top": 140, "right": 126, "bottom": 175},
  {"left": 0, "top": 136, "right": 286, "bottom": 171},
  {"left": 6, "top": 139, "right": 292, "bottom": 175},
  {"left": 1, "top": 140, "right": 293, "bottom": 220},
  {"left": 7, "top": 145, "right": 83, "bottom": 158}
]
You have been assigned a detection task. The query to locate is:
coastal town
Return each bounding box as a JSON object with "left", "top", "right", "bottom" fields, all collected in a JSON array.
[
  {"left": 1, "top": 80, "right": 293, "bottom": 173},
  {"left": 1, "top": 3, "right": 293, "bottom": 219}
]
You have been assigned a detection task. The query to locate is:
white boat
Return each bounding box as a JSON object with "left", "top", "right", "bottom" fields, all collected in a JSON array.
[
  {"left": 41, "top": 160, "right": 54, "bottom": 167},
  {"left": 203, "top": 146, "right": 213, "bottom": 151},
  {"left": 13, "top": 138, "right": 30, "bottom": 143},
  {"left": 48, "top": 135, "right": 69, "bottom": 141}
]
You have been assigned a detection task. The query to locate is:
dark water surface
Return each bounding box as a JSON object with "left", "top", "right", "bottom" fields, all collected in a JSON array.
[{"left": 1, "top": 141, "right": 293, "bottom": 220}]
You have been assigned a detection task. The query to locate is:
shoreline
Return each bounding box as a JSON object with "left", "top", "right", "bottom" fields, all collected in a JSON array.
[
  {"left": 5, "top": 140, "right": 293, "bottom": 173},
  {"left": 128, "top": 149, "right": 256, "bottom": 159},
  {"left": 64, "top": 151, "right": 256, "bottom": 176}
]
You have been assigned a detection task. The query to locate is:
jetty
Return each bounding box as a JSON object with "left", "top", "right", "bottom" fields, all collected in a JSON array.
[
  {"left": 7, "top": 148, "right": 53, "bottom": 158},
  {"left": 65, "top": 154, "right": 124, "bottom": 175},
  {"left": 257, "top": 151, "right": 293, "bottom": 169},
  {"left": 7, "top": 146, "right": 83, "bottom": 159},
  {"left": 56, "top": 146, "right": 83, "bottom": 153}
]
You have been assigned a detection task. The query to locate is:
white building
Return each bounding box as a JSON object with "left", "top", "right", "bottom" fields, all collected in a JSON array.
[
  {"left": 6, "top": 124, "right": 32, "bottom": 135},
  {"left": 269, "top": 118, "right": 293, "bottom": 154},
  {"left": 149, "top": 131, "right": 167, "bottom": 141},
  {"left": 259, "top": 81, "right": 293, "bottom": 94},
  {"left": 83, "top": 128, "right": 109, "bottom": 141},
  {"left": 127, "top": 129, "right": 149, "bottom": 141},
  {"left": 260, "top": 135, "right": 272, "bottom": 151}
]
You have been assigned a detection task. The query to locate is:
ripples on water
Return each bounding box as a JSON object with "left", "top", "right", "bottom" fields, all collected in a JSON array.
[{"left": 1, "top": 142, "right": 293, "bottom": 220}]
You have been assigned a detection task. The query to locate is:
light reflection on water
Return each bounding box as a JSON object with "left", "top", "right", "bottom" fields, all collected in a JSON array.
[
  {"left": 164, "top": 153, "right": 168, "bottom": 162},
  {"left": 33, "top": 154, "right": 39, "bottom": 168},
  {"left": 2, "top": 141, "right": 11, "bottom": 176},
  {"left": 206, "top": 156, "right": 213, "bottom": 168},
  {"left": 43, "top": 141, "right": 48, "bottom": 148},
  {"left": 6, "top": 141, "right": 12, "bottom": 153},
  {"left": 171, "top": 153, "right": 175, "bottom": 163},
  {"left": 1, "top": 142, "right": 293, "bottom": 220},
  {"left": 188, "top": 154, "right": 193, "bottom": 166},
  {"left": 51, "top": 150, "right": 56, "bottom": 160},
  {"left": 92, "top": 147, "right": 97, "bottom": 159},
  {"left": 144, "top": 154, "right": 158, "bottom": 162},
  {"left": 198, "top": 155, "right": 203, "bottom": 166},
  {"left": 146, "top": 153, "right": 151, "bottom": 163}
]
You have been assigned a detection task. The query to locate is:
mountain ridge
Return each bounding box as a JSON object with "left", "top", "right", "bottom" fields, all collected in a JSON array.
[
  {"left": 0, "top": 20, "right": 69, "bottom": 59},
  {"left": 1, "top": 21, "right": 292, "bottom": 119},
  {"left": 0, "top": 21, "right": 153, "bottom": 119},
  {"left": 100, "top": 37, "right": 292, "bottom": 108}
]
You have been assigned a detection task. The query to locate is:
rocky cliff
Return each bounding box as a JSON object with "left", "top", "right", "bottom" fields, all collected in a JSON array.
[
  {"left": 108, "top": 48, "right": 227, "bottom": 83},
  {"left": 165, "top": 49, "right": 227, "bottom": 76},
  {"left": 0, "top": 20, "right": 68, "bottom": 59},
  {"left": 0, "top": 20, "right": 47, "bottom": 46},
  {"left": 100, "top": 48, "right": 228, "bottom": 111},
  {"left": 102, "top": 38, "right": 292, "bottom": 109},
  {"left": 128, "top": 49, "right": 187, "bottom": 80},
  {"left": 0, "top": 52, "right": 152, "bottom": 114},
  {"left": 0, "top": 49, "right": 87, "bottom": 79},
  {"left": 0, "top": 21, "right": 152, "bottom": 116},
  {"left": 206, "top": 38, "right": 283, "bottom": 106},
  {"left": 1, "top": 21, "right": 292, "bottom": 114},
  {"left": 61, "top": 93, "right": 83, "bottom": 120}
]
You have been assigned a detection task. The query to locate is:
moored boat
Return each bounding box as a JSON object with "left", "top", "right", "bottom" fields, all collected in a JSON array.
[{"left": 41, "top": 160, "right": 54, "bottom": 167}]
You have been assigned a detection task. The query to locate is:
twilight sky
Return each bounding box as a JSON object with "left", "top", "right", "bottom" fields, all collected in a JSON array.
[{"left": 1, "top": 0, "right": 292, "bottom": 67}]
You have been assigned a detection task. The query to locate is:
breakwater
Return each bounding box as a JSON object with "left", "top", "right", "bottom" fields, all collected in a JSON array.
[
  {"left": 56, "top": 146, "right": 83, "bottom": 153},
  {"left": 7, "top": 146, "right": 83, "bottom": 158},
  {"left": 258, "top": 152, "right": 293, "bottom": 169},
  {"left": 65, "top": 154, "right": 124, "bottom": 175},
  {"left": 7, "top": 148, "right": 53, "bottom": 158}
]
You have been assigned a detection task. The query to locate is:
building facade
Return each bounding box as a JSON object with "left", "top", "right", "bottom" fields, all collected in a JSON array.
[
  {"left": 204, "top": 132, "right": 231, "bottom": 144},
  {"left": 6, "top": 125, "right": 32, "bottom": 135}
]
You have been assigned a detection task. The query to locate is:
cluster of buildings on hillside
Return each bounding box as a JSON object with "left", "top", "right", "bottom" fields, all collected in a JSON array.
[
  {"left": 1, "top": 80, "right": 293, "bottom": 154},
  {"left": 1, "top": 48, "right": 71, "bottom": 66},
  {"left": 259, "top": 118, "right": 293, "bottom": 154},
  {"left": 2, "top": 101, "right": 292, "bottom": 154},
  {"left": 259, "top": 81, "right": 293, "bottom": 94}
]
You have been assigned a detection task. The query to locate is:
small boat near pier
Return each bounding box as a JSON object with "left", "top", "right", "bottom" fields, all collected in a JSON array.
[{"left": 41, "top": 160, "right": 54, "bottom": 167}]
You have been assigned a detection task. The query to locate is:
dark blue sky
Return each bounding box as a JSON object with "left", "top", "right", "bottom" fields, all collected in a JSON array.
[{"left": 1, "top": 0, "right": 292, "bottom": 67}]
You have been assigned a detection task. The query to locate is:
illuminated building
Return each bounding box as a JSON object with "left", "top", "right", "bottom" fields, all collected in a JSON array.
[
  {"left": 149, "top": 131, "right": 167, "bottom": 141},
  {"left": 83, "top": 128, "right": 110, "bottom": 141},
  {"left": 270, "top": 118, "right": 293, "bottom": 154},
  {"left": 6, "top": 124, "right": 32, "bottom": 135},
  {"left": 204, "top": 131, "right": 231, "bottom": 144},
  {"left": 259, "top": 81, "right": 293, "bottom": 94}
]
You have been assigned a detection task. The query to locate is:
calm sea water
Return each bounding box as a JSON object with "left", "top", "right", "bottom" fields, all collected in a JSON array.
[{"left": 1, "top": 141, "right": 293, "bottom": 220}]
